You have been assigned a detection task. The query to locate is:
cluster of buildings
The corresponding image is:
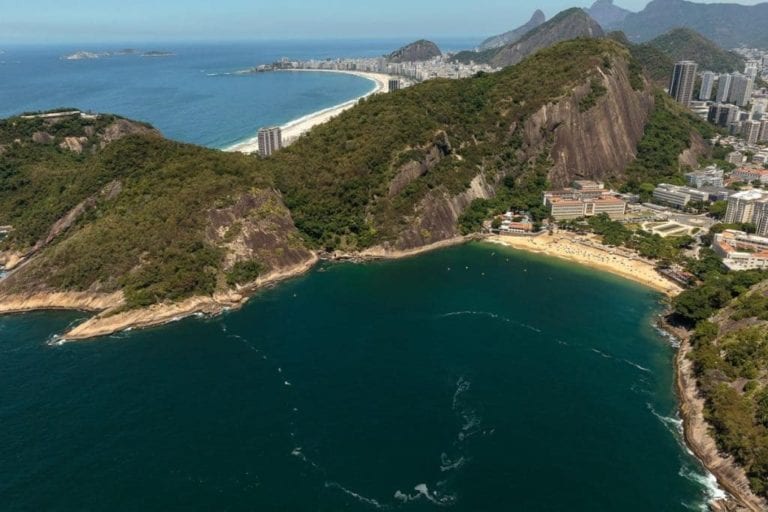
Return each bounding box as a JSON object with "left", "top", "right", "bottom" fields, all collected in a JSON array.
[
  {"left": 651, "top": 167, "right": 730, "bottom": 209},
  {"left": 669, "top": 60, "right": 768, "bottom": 142},
  {"left": 253, "top": 55, "right": 498, "bottom": 82},
  {"left": 543, "top": 181, "right": 628, "bottom": 220},
  {"left": 724, "top": 189, "right": 768, "bottom": 236},
  {"left": 713, "top": 229, "right": 768, "bottom": 270}
]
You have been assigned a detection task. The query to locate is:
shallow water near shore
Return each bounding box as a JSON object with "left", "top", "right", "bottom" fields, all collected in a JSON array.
[{"left": 0, "top": 244, "right": 720, "bottom": 510}]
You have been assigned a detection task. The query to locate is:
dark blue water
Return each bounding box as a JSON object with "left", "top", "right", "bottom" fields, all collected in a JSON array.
[
  {"left": 0, "top": 39, "right": 476, "bottom": 148},
  {"left": 0, "top": 244, "right": 720, "bottom": 510}
]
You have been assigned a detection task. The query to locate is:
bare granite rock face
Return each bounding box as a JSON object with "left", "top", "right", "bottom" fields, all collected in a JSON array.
[
  {"left": 206, "top": 190, "right": 314, "bottom": 278},
  {"left": 519, "top": 60, "right": 654, "bottom": 187}
]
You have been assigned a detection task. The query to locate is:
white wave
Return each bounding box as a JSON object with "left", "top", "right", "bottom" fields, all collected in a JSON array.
[
  {"left": 654, "top": 325, "right": 681, "bottom": 348},
  {"left": 394, "top": 484, "right": 456, "bottom": 507},
  {"left": 291, "top": 447, "right": 321, "bottom": 471},
  {"left": 284, "top": 380, "right": 292, "bottom": 386},
  {"left": 591, "top": 348, "right": 613, "bottom": 360},
  {"left": 439, "top": 453, "right": 466, "bottom": 472},
  {"left": 325, "top": 482, "right": 387, "bottom": 509},
  {"left": 679, "top": 466, "right": 727, "bottom": 502},
  {"left": 623, "top": 359, "right": 652, "bottom": 373},
  {"left": 647, "top": 403, "right": 684, "bottom": 436}
]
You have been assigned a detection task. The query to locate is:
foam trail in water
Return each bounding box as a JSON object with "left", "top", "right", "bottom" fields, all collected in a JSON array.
[
  {"left": 394, "top": 484, "right": 456, "bottom": 507},
  {"left": 325, "top": 482, "right": 388, "bottom": 509}
]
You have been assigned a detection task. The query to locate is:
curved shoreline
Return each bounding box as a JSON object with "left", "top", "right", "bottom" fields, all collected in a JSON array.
[
  {"left": 671, "top": 324, "right": 767, "bottom": 512},
  {"left": 224, "top": 70, "right": 399, "bottom": 154}
]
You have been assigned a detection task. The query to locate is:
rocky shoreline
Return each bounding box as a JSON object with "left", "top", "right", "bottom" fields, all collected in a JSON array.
[{"left": 665, "top": 320, "right": 767, "bottom": 512}]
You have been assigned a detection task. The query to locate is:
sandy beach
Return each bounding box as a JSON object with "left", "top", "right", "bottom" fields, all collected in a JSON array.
[
  {"left": 225, "top": 70, "right": 399, "bottom": 154},
  {"left": 487, "top": 233, "right": 683, "bottom": 296}
]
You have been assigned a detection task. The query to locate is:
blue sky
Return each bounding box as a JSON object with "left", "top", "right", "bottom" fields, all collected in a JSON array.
[{"left": 0, "top": 0, "right": 763, "bottom": 43}]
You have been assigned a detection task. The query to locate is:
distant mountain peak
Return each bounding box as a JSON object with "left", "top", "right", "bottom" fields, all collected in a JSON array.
[
  {"left": 387, "top": 40, "right": 442, "bottom": 63},
  {"left": 487, "top": 8, "right": 605, "bottom": 68},
  {"left": 586, "top": 0, "right": 632, "bottom": 28},
  {"left": 479, "top": 9, "right": 548, "bottom": 51}
]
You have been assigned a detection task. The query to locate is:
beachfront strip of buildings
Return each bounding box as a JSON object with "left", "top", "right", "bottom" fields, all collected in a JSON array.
[{"left": 252, "top": 56, "right": 498, "bottom": 83}]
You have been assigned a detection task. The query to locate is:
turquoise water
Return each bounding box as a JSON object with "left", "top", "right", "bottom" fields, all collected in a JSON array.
[{"left": 0, "top": 244, "right": 717, "bottom": 510}]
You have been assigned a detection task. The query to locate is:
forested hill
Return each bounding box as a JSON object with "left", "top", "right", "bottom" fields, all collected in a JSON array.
[
  {"left": 611, "top": 28, "right": 745, "bottom": 86},
  {"left": 0, "top": 38, "right": 713, "bottom": 311},
  {"left": 617, "top": 0, "right": 768, "bottom": 48}
]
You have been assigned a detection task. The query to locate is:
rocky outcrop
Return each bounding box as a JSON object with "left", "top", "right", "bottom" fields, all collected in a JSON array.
[
  {"left": 388, "top": 40, "right": 442, "bottom": 63},
  {"left": 206, "top": 190, "right": 314, "bottom": 276},
  {"left": 393, "top": 173, "right": 496, "bottom": 250},
  {"left": 520, "top": 60, "right": 654, "bottom": 187},
  {"left": 678, "top": 131, "right": 710, "bottom": 169},
  {"left": 490, "top": 9, "right": 604, "bottom": 68},
  {"left": 0, "top": 291, "right": 124, "bottom": 314},
  {"left": 387, "top": 132, "right": 452, "bottom": 197},
  {"left": 99, "top": 119, "right": 159, "bottom": 147},
  {"left": 479, "top": 10, "right": 547, "bottom": 51}
]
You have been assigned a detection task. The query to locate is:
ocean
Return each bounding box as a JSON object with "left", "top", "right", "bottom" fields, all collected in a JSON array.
[
  {"left": 0, "top": 41, "right": 719, "bottom": 510},
  {"left": 0, "top": 39, "right": 472, "bottom": 149}
]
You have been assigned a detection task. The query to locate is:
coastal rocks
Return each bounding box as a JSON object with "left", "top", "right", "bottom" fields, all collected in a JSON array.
[
  {"left": 521, "top": 59, "right": 654, "bottom": 187},
  {"left": 206, "top": 190, "right": 314, "bottom": 280},
  {"left": 0, "top": 291, "right": 124, "bottom": 314},
  {"left": 676, "top": 336, "right": 767, "bottom": 512}
]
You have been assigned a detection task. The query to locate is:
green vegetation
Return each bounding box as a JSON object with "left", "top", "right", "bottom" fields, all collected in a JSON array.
[
  {"left": 646, "top": 28, "right": 744, "bottom": 75},
  {"left": 578, "top": 79, "right": 608, "bottom": 112},
  {"left": 0, "top": 117, "right": 277, "bottom": 308},
  {"left": 226, "top": 260, "right": 264, "bottom": 287},
  {"left": 273, "top": 38, "right": 627, "bottom": 251},
  {"left": 681, "top": 280, "right": 768, "bottom": 496},
  {"left": 622, "top": 92, "right": 715, "bottom": 199}
]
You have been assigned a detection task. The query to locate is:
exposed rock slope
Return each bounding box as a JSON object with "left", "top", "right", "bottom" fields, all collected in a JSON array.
[{"left": 388, "top": 40, "right": 442, "bottom": 63}]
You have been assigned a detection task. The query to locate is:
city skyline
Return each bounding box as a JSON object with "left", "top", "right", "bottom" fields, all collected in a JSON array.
[{"left": 0, "top": 0, "right": 765, "bottom": 44}]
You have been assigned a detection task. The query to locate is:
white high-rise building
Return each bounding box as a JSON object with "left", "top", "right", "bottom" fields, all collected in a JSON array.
[
  {"left": 257, "top": 126, "right": 283, "bottom": 157},
  {"left": 725, "top": 190, "right": 768, "bottom": 236},
  {"left": 716, "top": 73, "right": 732, "bottom": 103},
  {"left": 743, "top": 120, "right": 763, "bottom": 144},
  {"left": 669, "top": 61, "right": 698, "bottom": 106},
  {"left": 700, "top": 71, "right": 716, "bottom": 101},
  {"left": 745, "top": 61, "right": 761, "bottom": 79},
  {"left": 761, "top": 120, "right": 768, "bottom": 142},
  {"left": 728, "top": 73, "right": 754, "bottom": 107}
]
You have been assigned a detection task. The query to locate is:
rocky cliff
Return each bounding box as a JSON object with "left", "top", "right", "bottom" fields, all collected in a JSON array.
[
  {"left": 479, "top": 10, "right": 547, "bottom": 51},
  {"left": 388, "top": 40, "right": 442, "bottom": 63},
  {"left": 489, "top": 9, "right": 605, "bottom": 68}
]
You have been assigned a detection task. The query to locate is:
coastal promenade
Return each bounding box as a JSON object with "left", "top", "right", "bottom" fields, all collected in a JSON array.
[{"left": 225, "top": 70, "right": 398, "bottom": 155}]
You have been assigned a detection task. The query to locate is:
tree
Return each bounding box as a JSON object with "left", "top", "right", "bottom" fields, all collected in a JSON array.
[{"left": 709, "top": 200, "right": 728, "bottom": 220}]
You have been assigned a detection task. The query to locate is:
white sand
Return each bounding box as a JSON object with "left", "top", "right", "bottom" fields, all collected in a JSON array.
[{"left": 224, "top": 70, "right": 399, "bottom": 154}]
